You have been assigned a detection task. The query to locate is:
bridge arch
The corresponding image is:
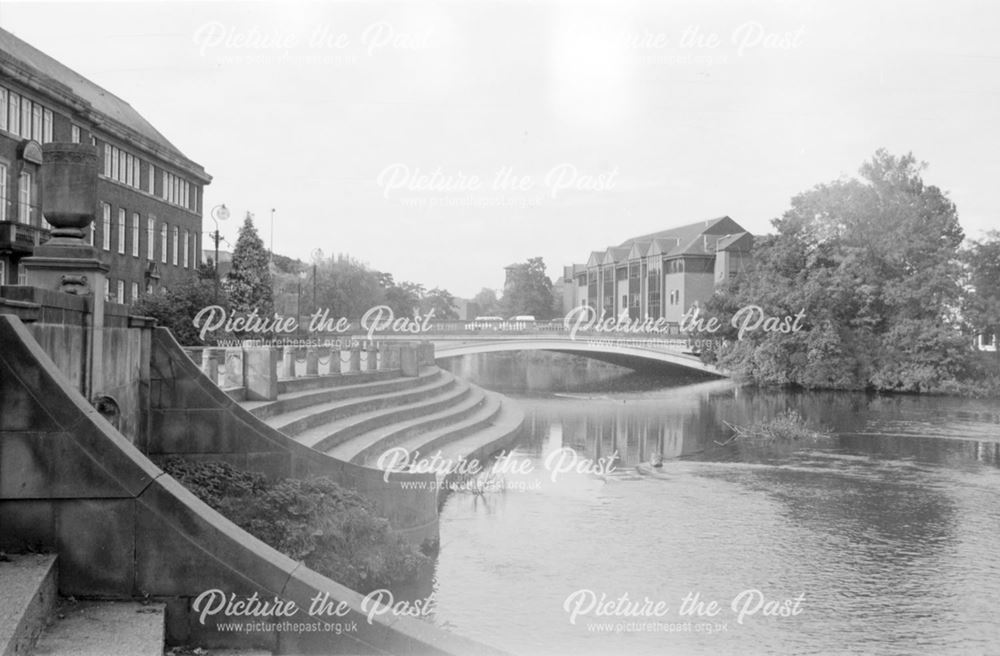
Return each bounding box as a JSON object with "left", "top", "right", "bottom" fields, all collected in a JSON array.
[{"left": 431, "top": 338, "right": 726, "bottom": 377}]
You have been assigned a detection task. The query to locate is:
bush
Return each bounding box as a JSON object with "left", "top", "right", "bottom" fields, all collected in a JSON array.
[{"left": 161, "top": 458, "right": 429, "bottom": 592}]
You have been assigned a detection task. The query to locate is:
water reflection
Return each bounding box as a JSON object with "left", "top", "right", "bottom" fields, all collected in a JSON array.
[{"left": 429, "top": 360, "right": 1000, "bottom": 656}]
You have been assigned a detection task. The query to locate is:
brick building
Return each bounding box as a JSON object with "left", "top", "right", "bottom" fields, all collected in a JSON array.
[
  {"left": 563, "top": 216, "right": 754, "bottom": 323},
  {"left": 0, "top": 27, "right": 211, "bottom": 302}
]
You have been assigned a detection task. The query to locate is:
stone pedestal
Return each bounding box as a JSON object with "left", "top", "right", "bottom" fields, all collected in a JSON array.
[
  {"left": 366, "top": 342, "right": 378, "bottom": 371},
  {"left": 244, "top": 348, "right": 278, "bottom": 401},
  {"left": 305, "top": 347, "right": 318, "bottom": 376},
  {"left": 348, "top": 347, "right": 361, "bottom": 373},
  {"left": 377, "top": 341, "right": 390, "bottom": 371},
  {"left": 282, "top": 346, "right": 295, "bottom": 379},
  {"left": 328, "top": 349, "right": 341, "bottom": 376},
  {"left": 224, "top": 349, "right": 243, "bottom": 388}
]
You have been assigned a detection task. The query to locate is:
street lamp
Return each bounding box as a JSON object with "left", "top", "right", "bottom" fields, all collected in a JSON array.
[
  {"left": 209, "top": 204, "right": 229, "bottom": 302},
  {"left": 297, "top": 270, "right": 309, "bottom": 331}
]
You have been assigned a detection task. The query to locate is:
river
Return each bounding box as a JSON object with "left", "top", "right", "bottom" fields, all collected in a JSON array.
[{"left": 426, "top": 353, "right": 1000, "bottom": 655}]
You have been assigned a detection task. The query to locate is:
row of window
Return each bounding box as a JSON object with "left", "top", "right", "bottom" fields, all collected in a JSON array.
[
  {"left": 161, "top": 170, "right": 191, "bottom": 209},
  {"left": 92, "top": 203, "right": 197, "bottom": 269},
  {"left": 100, "top": 143, "right": 196, "bottom": 212},
  {"left": 0, "top": 87, "right": 53, "bottom": 142},
  {"left": 0, "top": 165, "right": 39, "bottom": 225},
  {"left": 104, "top": 278, "right": 151, "bottom": 305},
  {"left": 103, "top": 144, "right": 145, "bottom": 191}
]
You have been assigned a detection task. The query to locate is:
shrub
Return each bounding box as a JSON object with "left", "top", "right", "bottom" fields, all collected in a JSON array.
[{"left": 161, "top": 458, "right": 429, "bottom": 592}]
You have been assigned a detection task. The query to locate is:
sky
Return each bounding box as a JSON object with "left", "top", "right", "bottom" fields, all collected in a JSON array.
[{"left": 1, "top": 0, "right": 998, "bottom": 297}]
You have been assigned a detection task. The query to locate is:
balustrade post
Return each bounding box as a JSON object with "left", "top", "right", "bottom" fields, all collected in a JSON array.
[
  {"left": 366, "top": 340, "right": 378, "bottom": 371},
  {"left": 282, "top": 346, "right": 295, "bottom": 379},
  {"left": 305, "top": 346, "right": 319, "bottom": 376},
  {"left": 349, "top": 345, "right": 361, "bottom": 373}
]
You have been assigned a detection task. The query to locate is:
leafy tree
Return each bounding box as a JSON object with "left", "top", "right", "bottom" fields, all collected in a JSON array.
[
  {"left": 703, "top": 149, "right": 971, "bottom": 392},
  {"left": 421, "top": 287, "right": 458, "bottom": 320},
  {"left": 225, "top": 215, "right": 273, "bottom": 317},
  {"left": 963, "top": 231, "right": 1000, "bottom": 362},
  {"left": 472, "top": 287, "right": 500, "bottom": 316},
  {"left": 313, "top": 254, "right": 384, "bottom": 320},
  {"left": 132, "top": 279, "right": 231, "bottom": 346},
  {"left": 501, "top": 257, "right": 554, "bottom": 318},
  {"left": 378, "top": 273, "right": 424, "bottom": 317}
]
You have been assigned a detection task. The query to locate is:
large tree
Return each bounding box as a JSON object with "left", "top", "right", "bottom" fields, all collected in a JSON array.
[
  {"left": 225, "top": 214, "right": 273, "bottom": 317},
  {"left": 421, "top": 287, "right": 458, "bottom": 320},
  {"left": 501, "top": 257, "right": 554, "bottom": 318},
  {"left": 703, "top": 149, "right": 970, "bottom": 392},
  {"left": 963, "top": 231, "right": 1000, "bottom": 362}
]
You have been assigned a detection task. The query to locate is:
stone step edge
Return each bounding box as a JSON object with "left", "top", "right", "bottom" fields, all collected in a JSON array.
[
  {"left": 335, "top": 386, "right": 492, "bottom": 463},
  {"left": 0, "top": 553, "right": 57, "bottom": 656},
  {"left": 313, "top": 381, "right": 474, "bottom": 453},
  {"left": 271, "top": 372, "right": 459, "bottom": 437},
  {"left": 248, "top": 367, "right": 442, "bottom": 420},
  {"left": 358, "top": 389, "right": 504, "bottom": 467}
]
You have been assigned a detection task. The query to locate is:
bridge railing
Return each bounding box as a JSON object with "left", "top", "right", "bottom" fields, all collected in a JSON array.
[{"left": 423, "top": 319, "right": 685, "bottom": 336}]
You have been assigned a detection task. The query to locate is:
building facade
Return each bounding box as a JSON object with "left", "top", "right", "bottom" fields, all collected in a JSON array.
[
  {"left": 563, "top": 216, "right": 753, "bottom": 323},
  {"left": 0, "top": 28, "right": 211, "bottom": 303}
]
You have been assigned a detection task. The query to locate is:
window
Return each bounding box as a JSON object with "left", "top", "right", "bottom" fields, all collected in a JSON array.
[
  {"left": 86, "top": 223, "right": 94, "bottom": 246},
  {"left": 31, "top": 104, "right": 42, "bottom": 141},
  {"left": 17, "top": 262, "right": 26, "bottom": 285},
  {"left": 0, "top": 164, "right": 6, "bottom": 221},
  {"left": 183, "top": 229, "right": 189, "bottom": 268},
  {"left": 0, "top": 261, "right": 4, "bottom": 286},
  {"left": 102, "top": 203, "right": 111, "bottom": 250},
  {"left": 146, "top": 281, "right": 153, "bottom": 294},
  {"left": 42, "top": 108, "right": 52, "bottom": 142},
  {"left": 20, "top": 97, "right": 30, "bottom": 138},
  {"left": 146, "top": 216, "right": 155, "bottom": 259},
  {"left": 0, "top": 88, "right": 6, "bottom": 132},
  {"left": 116, "top": 280, "right": 125, "bottom": 304},
  {"left": 172, "top": 226, "right": 179, "bottom": 265},
  {"left": 71, "top": 124, "right": 81, "bottom": 143},
  {"left": 160, "top": 224, "right": 168, "bottom": 263},
  {"left": 8, "top": 92, "right": 19, "bottom": 136},
  {"left": 103, "top": 144, "right": 112, "bottom": 177},
  {"left": 146, "top": 164, "right": 155, "bottom": 194},
  {"left": 131, "top": 282, "right": 139, "bottom": 302},
  {"left": 18, "top": 172, "right": 31, "bottom": 224},
  {"left": 117, "top": 208, "right": 126, "bottom": 254},
  {"left": 105, "top": 279, "right": 111, "bottom": 302},
  {"left": 132, "top": 212, "right": 140, "bottom": 257}
]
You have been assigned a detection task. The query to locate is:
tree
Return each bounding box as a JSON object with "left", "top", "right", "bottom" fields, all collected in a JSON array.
[
  {"left": 312, "top": 254, "right": 384, "bottom": 320},
  {"left": 472, "top": 287, "right": 500, "bottom": 316},
  {"left": 132, "top": 279, "right": 230, "bottom": 346},
  {"left": 378, "top": 273, "right": 424, "bottom": 317},
  {"left": 421, "top": 287, "right": 458, "bottom": 320},
  {"left": 501, "top": 257, "right": 554, "bottom": 318},
  {"left": 964, "top": 231, "right": 1000, "bottom": 362},
  {"left": 704, "top": 149, "right": 970, "bottom": 392},
  {"left": 225, "top": 215, "right": 273, "bottom": 318}
]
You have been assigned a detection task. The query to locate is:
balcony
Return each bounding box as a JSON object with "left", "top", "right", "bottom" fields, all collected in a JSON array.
[{"left": 0, "top": 221, "right": 51, "bottom": 254}]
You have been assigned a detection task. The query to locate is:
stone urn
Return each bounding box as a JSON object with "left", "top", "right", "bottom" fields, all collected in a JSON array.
[{"left": 41, "top": 143, "right": 98, "bottom": 241}]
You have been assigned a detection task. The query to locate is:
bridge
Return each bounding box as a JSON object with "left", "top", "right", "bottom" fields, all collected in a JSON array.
[{"left": 374, "top": 319, "right": 727, "bottom": 376}]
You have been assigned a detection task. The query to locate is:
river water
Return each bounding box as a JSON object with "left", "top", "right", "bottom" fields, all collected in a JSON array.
[{"left": 428, "top": 353, "right": 1000, "bottom": 655}]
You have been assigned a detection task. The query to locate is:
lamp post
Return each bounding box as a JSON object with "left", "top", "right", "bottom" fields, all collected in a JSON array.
[
  {"left": 209, "top": 204, "right": 229, "bottom": 302},
  {"left": 297, "top": 270, "right": 308, "bottom": 333},
  {"left": 270, "top": 208, "right": 276, "bottom": 266}
]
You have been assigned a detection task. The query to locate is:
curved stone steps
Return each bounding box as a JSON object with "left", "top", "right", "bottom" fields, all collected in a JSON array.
[
  {"left": 417, "top": 398, "right": 526, "bottom": 473},
  {"left": 266, "top": 370, "right": 458, "bottom": 438},
  {"left": 334, "top": 383, "right": 494, "bottom": 465},
  {"left": 246, "top": 367, "right": 442, "bottom": 420},
  {"left": 361, "top": 390, "right": 505, "bottom": 468},
  {"left": 312, "top": 379, "right": 472, "bottom": 455}
]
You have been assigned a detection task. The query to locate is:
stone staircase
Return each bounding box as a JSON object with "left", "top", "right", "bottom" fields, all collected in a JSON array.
[{"left": 242, "top": 365, "right": 524, "bottom": 478}]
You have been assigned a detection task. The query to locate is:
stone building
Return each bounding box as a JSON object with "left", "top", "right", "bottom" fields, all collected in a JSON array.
[
  {"left": 562, "top": 216, "right": 753, "bottom": 322},
  {"left": 0, "top": 27, "right": 210, "bottom": 302}
]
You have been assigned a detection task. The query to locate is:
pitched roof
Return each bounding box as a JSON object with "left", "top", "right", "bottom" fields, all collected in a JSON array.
[
  {"left": 0, "top": 27, "right": 208, "bottom": 181},
  {"left": 617, "top": 216, "right": 747, "bottom": 257}
]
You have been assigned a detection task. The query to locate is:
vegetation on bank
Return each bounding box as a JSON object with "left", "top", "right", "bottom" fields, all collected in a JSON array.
[
  {"left": 699, "top": 149, "right": 1000, "bottom": 397},
  {"left": 161, "top": 458, "right": 430, "bottom": 592},
  {"left": 720, "top": 410, "right": 832, "bottom": 446}
]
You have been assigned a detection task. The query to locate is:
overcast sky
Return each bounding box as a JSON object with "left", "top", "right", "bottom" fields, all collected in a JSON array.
[{"left": 2, "top": 0, "right": 998, "bottom": 297}]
